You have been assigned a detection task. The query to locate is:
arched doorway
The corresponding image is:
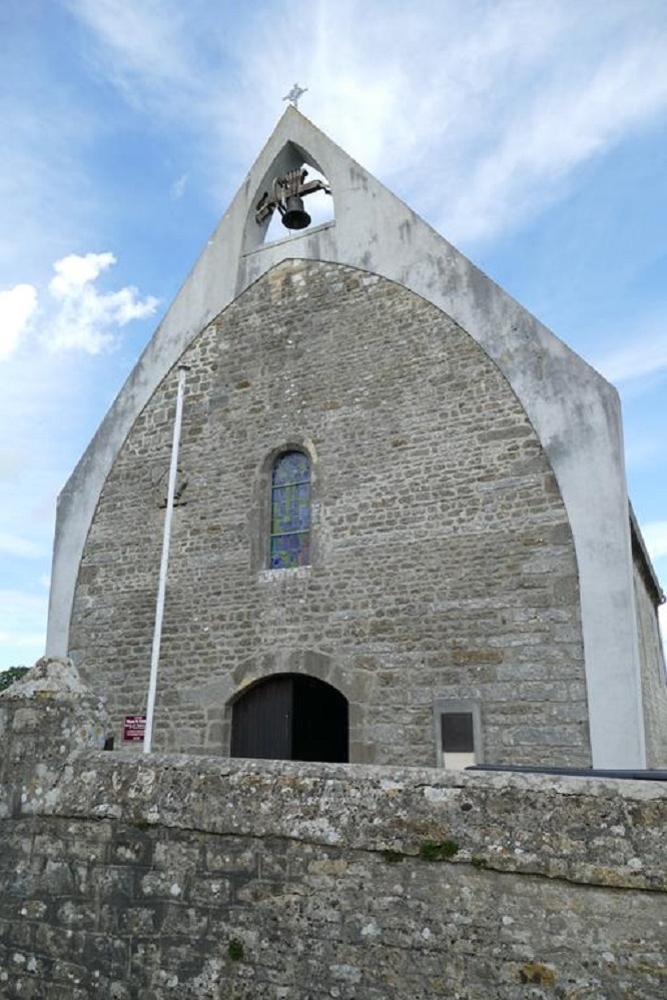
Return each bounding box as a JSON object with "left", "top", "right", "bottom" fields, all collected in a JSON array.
[{"left": 231, "top": 674, "right": 348, "bottom": 763}]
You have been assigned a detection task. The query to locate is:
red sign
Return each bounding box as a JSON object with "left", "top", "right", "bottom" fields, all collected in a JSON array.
[{"left": 123, "top": 715, "right": 146, "bottom": 742}]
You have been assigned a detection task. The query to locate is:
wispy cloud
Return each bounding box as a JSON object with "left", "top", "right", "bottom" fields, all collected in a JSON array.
[
  {"left": 595, "top": 331, "right": 667, "bottom": 386},
  {"left": 64, "top": 0, "right": 211, "bottom": 127},
  {"left": 0, "top": 533, "right": 45, "bottom": 560},
  {"left": 0, "top": 590, "right": 49, "bottom": 665},
  {"left": 0, "top": 32, "right": 98, "bottom": 286},
  {"left": 0, "top": 449, "right": 30, "bottom": 483},
  {"left": 441, "top": 36, "right": 667, "bottom": 242},
  {"left": 67, "top": 0, "right": 198, "bottom": 89},
  {"left": 65, "top": 0, "right": 667, "bottom": 244},
  {"left": 0, "top": 285, "right": 38, "bottom": 361},
  {"left": 643, "top": 522, "right": 667, "bottom": 562},
  {"left": 171, "top": 172, "right": 189, "bottom": 200},
  {"left": 641, "top": 523, "right": 667, "bottom": 645}
]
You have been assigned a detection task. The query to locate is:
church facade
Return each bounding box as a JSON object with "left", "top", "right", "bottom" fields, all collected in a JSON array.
[{"left": 46, "top": 109, "right": 666, "bottom": 769}]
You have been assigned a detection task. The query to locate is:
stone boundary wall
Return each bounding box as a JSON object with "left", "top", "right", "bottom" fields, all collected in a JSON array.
[{"left": 1, "top": 666, "right": 665, "bottom": 999}]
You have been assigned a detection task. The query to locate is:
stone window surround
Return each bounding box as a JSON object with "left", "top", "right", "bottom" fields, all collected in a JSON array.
[{"left": 251, "top": 437, "right": 319, "bottom": 576}]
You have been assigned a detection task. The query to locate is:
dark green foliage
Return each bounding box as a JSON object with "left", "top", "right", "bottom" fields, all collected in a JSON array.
[
  {"left": 382, "top": 850, "right": 405, "bottom": 864},
  {"left": 0, "top": 666, "right": 29, "bottom": 692},
  {"left": 418, "top": 839, "right": 459, "bottom": 861},
  {"left": 228, "top": 939, "right": 244, "bottom": 961}
]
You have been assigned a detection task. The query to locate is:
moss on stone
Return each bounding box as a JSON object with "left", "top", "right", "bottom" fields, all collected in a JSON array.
[
  {"left": 518, "top": 962, "right": 556, "bottom": 987},
  {"left": 228, "top": 939, "right": 244, "bottom": 962},
  {"left": 382, "top": 850, "right": 405, "bottom": 864},
  {"left": 419, "top": 839, "right": 459, "bottom": 861}
]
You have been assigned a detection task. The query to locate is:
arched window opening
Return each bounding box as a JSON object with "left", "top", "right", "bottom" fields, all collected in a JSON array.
[
  {"left": 270, "top": 450, "right": 311, "bottom": 569},
  {"left": 231, "top": 674, "right": 348, "bottom": 763},
  {"left": 259, "top": 165, "right": 334, "bottom": 245},
  {"left": 243, "top": 140, "right": 335, "bottom": 252}
]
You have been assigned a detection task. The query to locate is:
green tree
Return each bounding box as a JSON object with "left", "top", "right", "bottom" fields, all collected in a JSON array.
[{"left": 0, "top": 666, "right": 29, "bottom": 693}]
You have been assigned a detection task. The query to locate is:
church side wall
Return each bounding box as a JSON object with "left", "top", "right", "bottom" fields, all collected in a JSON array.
[
  {"left": 633, "top": 559, "right": 667, "bottom": 767},
  {"left": 69, "top": 260, "right": 589, "bottom": 768}
]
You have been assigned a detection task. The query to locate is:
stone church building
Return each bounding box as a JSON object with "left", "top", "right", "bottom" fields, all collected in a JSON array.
[{"left": 46, "top": 109, "right": 666, "bottom": 770}]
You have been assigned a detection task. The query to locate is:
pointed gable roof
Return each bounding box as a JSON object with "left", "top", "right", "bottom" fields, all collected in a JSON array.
[{"left": 47, "top": 107, "right": 646, "bottom": 767}]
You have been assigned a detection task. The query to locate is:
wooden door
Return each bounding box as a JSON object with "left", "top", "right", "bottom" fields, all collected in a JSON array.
[
  {"left": 292, "top": 675, "right": 348, "bottom": 763},
  {"left": 231, "top": 673, "right": 348, "bottom": 763},
  {"left": 231, "top": 675, "right": 293, "bottom": 759}
]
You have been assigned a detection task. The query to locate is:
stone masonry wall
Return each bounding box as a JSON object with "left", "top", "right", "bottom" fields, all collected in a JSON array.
[
  {"left": 70, "top": 259, "right": 588, "bottom": 766},
  {"left": 633, "top": 558, "right": 667, "bottom": 767},
  {"left": 0, "top": 675, "right": 665, "bottom": 1000},
  {"left": 0, "top": 657, "right": 110, "bottom": 823}
]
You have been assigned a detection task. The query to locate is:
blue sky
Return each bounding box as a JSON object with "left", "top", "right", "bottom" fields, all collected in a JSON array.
[{"left": 1, "top": 0, "right": 666, "bottom": 669}]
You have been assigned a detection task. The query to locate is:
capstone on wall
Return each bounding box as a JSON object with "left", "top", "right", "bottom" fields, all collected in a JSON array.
[{"left": 70, "top": 259, "right": 589, "bottom": 766}]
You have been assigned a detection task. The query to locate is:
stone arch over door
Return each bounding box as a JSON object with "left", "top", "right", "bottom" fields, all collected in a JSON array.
[{"left": 230, "top": 673, "right": 349, "bottom": 763}]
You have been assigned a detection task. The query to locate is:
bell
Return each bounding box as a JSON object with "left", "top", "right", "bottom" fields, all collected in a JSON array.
[{"left": 282, "top": 195, "right": 311, "bottom": 230}]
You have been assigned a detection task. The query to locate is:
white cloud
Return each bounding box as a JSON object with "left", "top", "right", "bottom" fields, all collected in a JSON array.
[
  {"left": 434, "top": 23, "right": 667, "bottom": 242},
  {"left": 659, "top": 604, "right": 667, "bottom": 648},
  {"left": 0, "top": 633, "right": 45, "bottom": 652},
  {"left": 0, "top": 590, "right": 49, "bottom": 667},
  {"left": 171, "top": 173, "right": 189, "bottom": 199},
  {"left": 66, "top": 0, "right": 196, "bottom": 91},
  {"left": 63, "top": 0, "right": 207, "bottom": 133},
  {"left": 0, "top": 533, "right": 45, "bottom": 560},
  {"left": 0, "top": 448, "right": 30, "bottom": 482},
  {"left": 0, "top": 284, "right": 38, "bottom": 361},
  {"left": 49, "top": 251, "right": 117, "bottom": 297},
  {"left": 1, "top": 254, "right": 158, "bottom": 360},
  {"left": 0, "top": 13, "right": 102, "bottom": 292},
  {"left": 623, "top": 434, "right": 665, "bottom": 474},
  {"left": 43, "top": 252, "right": 159, "bottom": 354},
  {"left": 642, "top": 525, "right": 667, "bottom": 648},
  {"left": 595, "top": 333, "right": 667, "bottom": 386},
  {"left": 64, "top": 1, "right": 667, "bottom": 246},
  {"left": 643, "top": 522, "right": 667, "bottom": 562},
  {"left": 0, "top": 251, "right": 159, "bottom": 676}
]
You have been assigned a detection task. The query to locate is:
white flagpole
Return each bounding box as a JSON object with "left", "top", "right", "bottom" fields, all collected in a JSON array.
[{"left": 144, "top": 364, "right": 189, "bottom": 753}]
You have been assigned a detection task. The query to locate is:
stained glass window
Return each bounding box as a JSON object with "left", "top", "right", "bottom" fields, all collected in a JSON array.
[{"left": 269, "top": 451, "right": 311, "bottom": 569}]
